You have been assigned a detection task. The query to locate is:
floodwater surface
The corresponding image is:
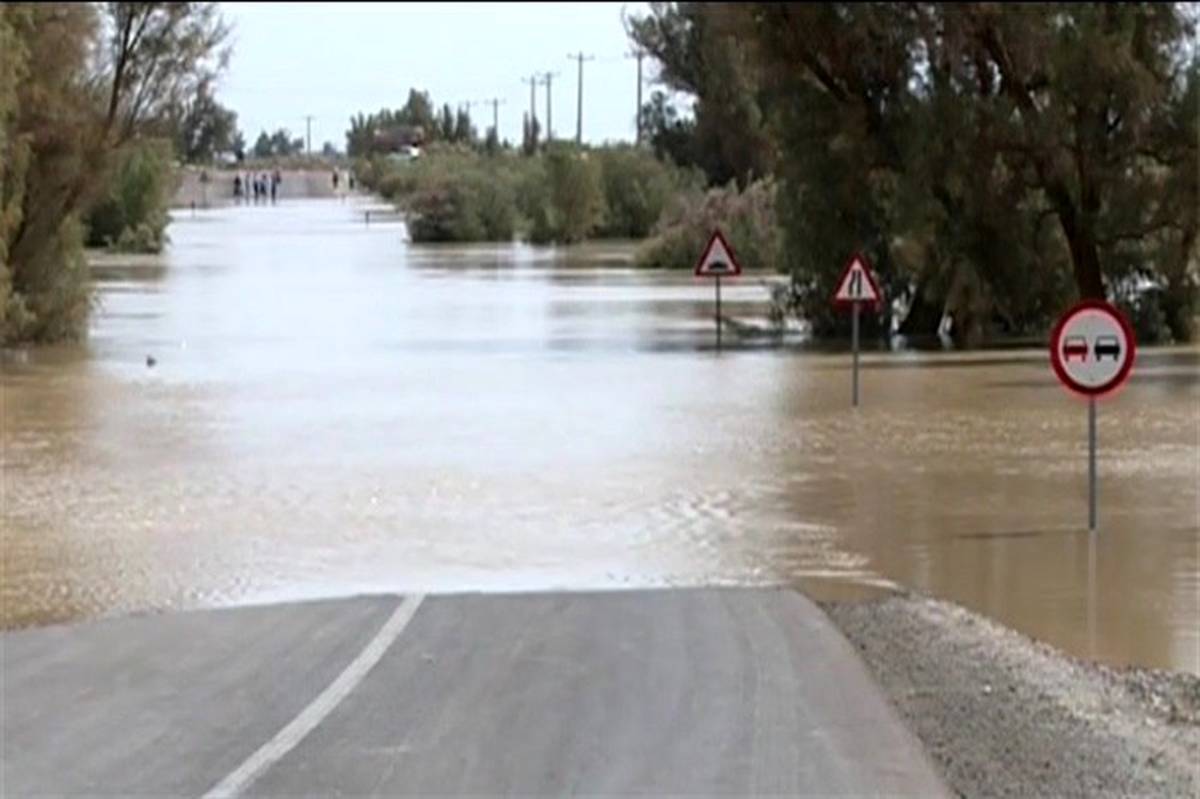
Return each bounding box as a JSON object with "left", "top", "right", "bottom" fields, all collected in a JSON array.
[{"left": 2, "top": 199, "right": 1197, "bottom": 673}]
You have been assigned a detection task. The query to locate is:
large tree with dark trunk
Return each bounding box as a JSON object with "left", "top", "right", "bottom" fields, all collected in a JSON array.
[{"left": 630, "top": 3, "right": 1198, "bottom": 343}]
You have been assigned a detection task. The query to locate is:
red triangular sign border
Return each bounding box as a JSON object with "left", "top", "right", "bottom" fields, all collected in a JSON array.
[
  {"left": 832, "top": 252, "right": 883, "bottom": 309},
  {"left": 694, "top": 230, "right": 743, "bottom": 277}
]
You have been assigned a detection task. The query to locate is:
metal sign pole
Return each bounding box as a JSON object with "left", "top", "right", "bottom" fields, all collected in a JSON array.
[
  {"left": 715, "top": 275, "right": 722, "bottom": 351},
  {"left": 1088, "top": 396, "right": 1097, "bottom": 532},
  {"left": 851, "top": 301, "right": 860, "bottom": 407}
]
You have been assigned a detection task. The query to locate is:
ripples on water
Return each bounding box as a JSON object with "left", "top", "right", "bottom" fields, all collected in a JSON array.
[{"left": 1, "top": 198, "right": 1197, "bottom": 673}]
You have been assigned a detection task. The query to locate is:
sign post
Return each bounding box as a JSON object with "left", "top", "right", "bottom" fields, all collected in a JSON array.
[
  {"left": 833, "top": 253, "right": 883, "bottom": 407},
  {"left": 694, "top": 230, "right": 742, "bottom": 351},
  {"left": 1049, "top": 299, "right": 1136, "bottom": 532}
]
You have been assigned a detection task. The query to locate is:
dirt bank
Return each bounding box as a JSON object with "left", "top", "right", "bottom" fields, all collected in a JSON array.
[{"left": 821, "top": 593, "right": 1200, "bottom": 798}]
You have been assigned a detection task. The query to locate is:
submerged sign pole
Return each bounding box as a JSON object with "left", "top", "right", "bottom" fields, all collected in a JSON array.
[
  {"left": 1088, "top": 396, "right": 1097, "bottom": 531},
  {"left": 833, "top": 252, "right": 882, "bottom": 407},
  {"left": 1049, "top": 299, "right": 1136, "bottom": 533},
  {"left": 694, "top": 230, "right": 742, "bottom": 351},
  {"left": 715, "top": 276, "right": 722, "bottom": 350},
  {"left": 851, "top": 301, "right": 860, "bottom": 406}
]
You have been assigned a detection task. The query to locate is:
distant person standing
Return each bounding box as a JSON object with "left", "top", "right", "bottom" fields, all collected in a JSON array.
[
  {"left": 348, "top": 173, "right": 355, "bottom": 192},
  {"left": 332, "top": 170, "right": 340, "bottom": 192},
  {"left": 233, "top": 174, "right": 242, "bottom": 200},
  {"left": 270, "top": 170, "right": 281, "bottom": 203}
]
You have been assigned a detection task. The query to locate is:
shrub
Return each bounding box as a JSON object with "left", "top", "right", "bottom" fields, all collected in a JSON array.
[
  {"left": 635, "top": 178, "right": 782, "bottom": 272},
  {"left": 393, "top": 150, "right": 518, "bottom": 243},
  {"left": 593, "top": 146, "right": 700, "bottom": 239},
  {"left": 84, "top": 139, "right": 175, "bottom": 253},
  {"left": 517, "top": 145, "right": 605, "bottom": 244}
]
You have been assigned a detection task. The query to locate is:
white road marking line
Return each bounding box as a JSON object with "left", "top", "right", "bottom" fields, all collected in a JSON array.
[{"left": 201, "top": 594, "right": 426, "bottom": 799}]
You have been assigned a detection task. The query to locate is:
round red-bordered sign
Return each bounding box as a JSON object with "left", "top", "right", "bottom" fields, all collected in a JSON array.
[{"left": 1049, "top": 300, "right": 1136, "bottom": 396}]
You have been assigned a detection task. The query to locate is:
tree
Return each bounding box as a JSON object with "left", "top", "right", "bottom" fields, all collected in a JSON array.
[
  {"left": 3, "top": 2, "right": 228, "bottom": 344},
  {"left": 627, "top": 2, "right": 775, "bottom": 188},
  {"left": 439, "top": 103, "right": 455, "bottom": 141},
  {"left": 253, "top": 130, "right": 272, "bottom": 159},
  {"left": 636, "top": 3, "right": 1198, "bottom": 343},
  {"left": 174, "top": 79, "right": 238, "bottom": 163},
  {"left": 321, "top": 141, "right": 337, "bottom": 158},
  {"left": 453, "top": 107, "right": 474, "bottom": 144},
  {"left": 521, "top": 112, "right": 540, "bottom": 156}
]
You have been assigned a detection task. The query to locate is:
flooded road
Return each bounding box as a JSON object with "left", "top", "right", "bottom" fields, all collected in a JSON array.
[{"left": 2, "top": 199, "right": 1197, "bottom": 672}]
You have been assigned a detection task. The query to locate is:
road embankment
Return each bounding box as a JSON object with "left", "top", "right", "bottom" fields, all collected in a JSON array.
[{"left": 822, "top": 592, "right": 1200, "bottom": 797}]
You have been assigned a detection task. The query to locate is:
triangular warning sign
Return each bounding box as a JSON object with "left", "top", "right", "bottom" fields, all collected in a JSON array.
[
  {"left": 833, "top": 252, "right": 882, "bottom": 307},
  {"left": 694, "top": 230, "right": 743, "bottom": 277}
]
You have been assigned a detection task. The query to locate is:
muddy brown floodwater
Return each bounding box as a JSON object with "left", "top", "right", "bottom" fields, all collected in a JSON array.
[{"left": 2, "top": 199, "right": 1197, "bottom": 673}]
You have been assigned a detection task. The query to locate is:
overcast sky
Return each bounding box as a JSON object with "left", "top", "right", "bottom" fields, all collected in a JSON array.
[{"left": 218, "top": 2, "right": 654, "bottom": 151}]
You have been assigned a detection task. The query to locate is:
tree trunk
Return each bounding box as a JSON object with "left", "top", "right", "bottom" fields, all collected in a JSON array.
[
  {"left": 1047, "top": 182, "right": 1105, "bottom": 300},
  {"left": 898, "top": 279, "right": 944, "bottom": 338}
]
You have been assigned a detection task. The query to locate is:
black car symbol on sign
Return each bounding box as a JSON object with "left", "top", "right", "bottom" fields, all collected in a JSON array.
[
  {"left": 1062, "top": 335, "right": 1088, "bottom": 362},
  {"left": 709, "top": 259, "right": 729, "bottom": 272},
  {"left": 1094, "top": 335, "right": 1121, "bottom": 361}
]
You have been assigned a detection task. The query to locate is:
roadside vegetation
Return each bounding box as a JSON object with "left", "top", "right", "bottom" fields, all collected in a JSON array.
[
  {"left": 1, "top": 3, "right": 229, "bottom": 345},
  {"left": 4, "top": 2, "right": 1195, "bottom": 348},
  {"left": 628, "top": 4, "right": 1199, "bottom": 345},
  {"left": 347, "top": 4, "right": 1196, "bottom": 346},
  {"left": 357, "top": 139, "right": 700, "bottom": 246},
  {"left": 83, "top": 139, "right": 177, "bottom": 253}
]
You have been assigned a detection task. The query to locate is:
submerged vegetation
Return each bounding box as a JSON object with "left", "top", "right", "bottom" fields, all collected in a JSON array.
[
  {"left": 358, "top": 142, "right": 700, "bottom": 246},
  {"left": 3, "top": 2, "right": 1194, "bottom": 348}
]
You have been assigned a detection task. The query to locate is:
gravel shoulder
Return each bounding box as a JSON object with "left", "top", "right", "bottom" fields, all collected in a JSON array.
[{"left": 821, "top": 592, "right": 1200, "bottom": 798}]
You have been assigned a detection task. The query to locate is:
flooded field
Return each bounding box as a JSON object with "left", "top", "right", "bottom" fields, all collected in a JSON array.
[{"left": 2, "top": 199, "right": 1197, "bottom": 672}]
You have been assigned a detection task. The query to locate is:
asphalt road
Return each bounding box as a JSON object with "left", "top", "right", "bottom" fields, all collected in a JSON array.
[{"left": 2, "top": 589, "right": 948, "bottom": 796}]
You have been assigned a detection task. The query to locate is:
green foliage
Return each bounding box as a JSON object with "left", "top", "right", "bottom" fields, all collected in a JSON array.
[
  {"left": 84, "top": 139, "right": 175, "bottom": 253},
  {"left": 173, "top": 80, "right": 238, "bottom": 163},
  {"left": 593, "top": 145, "right": 701, "bottom": 238},
  {"left": 370, "top": 143, "right": 693, "bottom": 246},
  {"left": 517, "top": 146, "right": 606, "bottom": 244},
  {"left": 3, "top": 2, "right": 227, "bottom": 345},
  {"left": 628, "top": 3, "right": 775, "bottom": 187},
  {"left": 0, "top": 7, "right": 30, "bottom": 338},
  {"left": 635, "top": 178, "right": 782, "bottom": 273},
  {"left": 254, "top": 128, "right": 304, "bottom": 159},
  {"left": 377, "top": 149, "right": 517, "bottom": 243},
  {"left": 346, "top": 90, "right": 477, "bottom": 157},
  {"left": 632, "top": 2, "right": 1200, "bottom": 343}
]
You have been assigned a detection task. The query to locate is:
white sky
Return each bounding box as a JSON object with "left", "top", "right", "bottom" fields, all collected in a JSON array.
[{"left": 217, "top": 2, "right": 653, "bottom": 151}]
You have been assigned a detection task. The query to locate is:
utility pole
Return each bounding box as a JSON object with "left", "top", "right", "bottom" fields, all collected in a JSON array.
[
  {"left": 521, "top": 74, "right": 540, "bottom": 145},
  {"left": 567, "top": 52, "right": 595, "bottom": 145},
  {"left": 303, "top": 114, "right": 315, "bottom": 155},
  {"left": 539, "top": 71, "right": 559, "bottom": 143},
  {"left": 483, "top": 97, "right": 506, "bottom": 142},
  {"left": 628, "top": 49, "right": 645, "bottom": 144}
]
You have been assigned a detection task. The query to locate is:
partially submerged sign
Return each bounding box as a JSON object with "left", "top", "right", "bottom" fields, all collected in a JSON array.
[
  {"left": 832, "top": 252, "right": 883, "bottom": 407},
  {"left": 1049, "top": 299, "right": 1136, "bottom": 533},
  {"left": 696, "top": 230, "right": 741, "bottom": 350},
  {"left": 833, "top": 253, "right": 882, "bottom": 308},
  {"left": 694, "top": 230, "right": 743, "bottom": 277}
]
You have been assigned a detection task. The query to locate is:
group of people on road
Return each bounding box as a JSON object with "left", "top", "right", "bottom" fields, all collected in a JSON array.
[{"left": 233, "top": 170, "right": 282, "bottom": 203}]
